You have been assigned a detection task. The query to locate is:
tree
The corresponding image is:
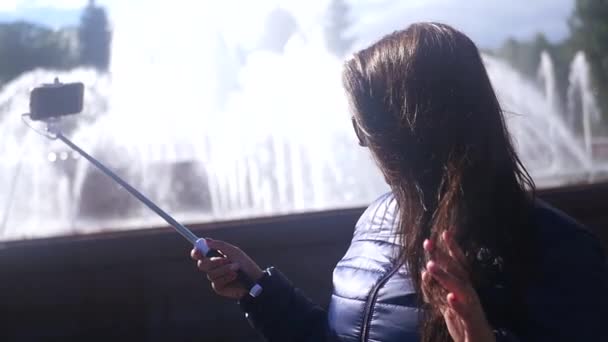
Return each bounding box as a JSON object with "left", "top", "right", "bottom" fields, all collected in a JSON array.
[
  {"left": 258, "top": 8, "right": 297, "bottom": 54},
  {"left": 78, "top": 0, "right": 111, "bottom": 71},
  {"left": 495, "top": 32, "right": 576, "bottom": 110},
  {"left": 497, "top": 33, "right": 552, "bottom": 78},
  {"left": 570, "top": 0, "right": 608, "bottom": 118},
  {"left": 324, "top": 0, "right": 354, "bottom": 57},
  {"left": 0, "top": 22, "right": 77, "bottom": 85}
]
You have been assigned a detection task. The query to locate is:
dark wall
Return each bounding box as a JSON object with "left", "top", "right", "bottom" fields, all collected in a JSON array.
[{"left": 1, "top": 184, "right": 607, "bottom": 342}]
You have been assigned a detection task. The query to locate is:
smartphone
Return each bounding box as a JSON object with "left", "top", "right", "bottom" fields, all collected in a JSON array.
[{"left": 29, "top": 82, "right": 84, "bottom": 121}]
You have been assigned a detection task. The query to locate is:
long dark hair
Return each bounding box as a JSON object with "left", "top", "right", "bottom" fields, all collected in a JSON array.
[{"left": 343, "top": 23, "right": 536, "bottom": 341}]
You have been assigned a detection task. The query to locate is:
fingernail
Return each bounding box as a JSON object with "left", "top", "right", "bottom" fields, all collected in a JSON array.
[
  {"left": 423, "top": 239, "right": 431, "bottom": 250},
  {"left": 447, "top": 293, "right": 457, "bottom": 303},
  {"left": 426, "top": 261, "right": 435, "bottom": 271}
]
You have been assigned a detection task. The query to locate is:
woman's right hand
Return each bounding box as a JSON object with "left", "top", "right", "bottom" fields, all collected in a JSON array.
[{"left": 190, "top": 239, "right": 264, "bottom": 300}]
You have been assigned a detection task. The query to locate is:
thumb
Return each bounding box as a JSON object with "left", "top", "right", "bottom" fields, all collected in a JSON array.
[
  {"left": 207, "top": 240, "right": 263, "bottom": 281},
  {"left": 207, "top": 239, "right": 264, "bottom": 282},
  {"left": 207, "top": 239, "right": 242, "bottom": 259}
]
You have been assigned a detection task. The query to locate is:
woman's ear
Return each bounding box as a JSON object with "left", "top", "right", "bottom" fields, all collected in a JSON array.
[{"left": 352, "top": 117, "right": 367, "bottom": 147}]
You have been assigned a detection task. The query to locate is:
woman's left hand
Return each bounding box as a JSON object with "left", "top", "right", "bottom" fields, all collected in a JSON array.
[{"left": 422, "top": 231, "right": 496, "bottom": 342}]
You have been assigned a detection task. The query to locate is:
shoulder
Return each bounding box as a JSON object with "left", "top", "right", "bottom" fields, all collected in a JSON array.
[
  {"left": 532, "top": 200, "right": 605, "bottom": 261},
  {"left": 333, "top": 192, "right": 400, "bottom": 275},
  {"left": 521, "top": 203, "right": 608, "bottom": 340},
  {"left": 354, "top": 192, "right": 398, "bottom": 236},
  {"left": 530, "top": 200, "right": 607, "bottom": 290}
]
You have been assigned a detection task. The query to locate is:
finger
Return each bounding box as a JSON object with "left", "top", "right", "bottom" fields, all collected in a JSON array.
[
  {"left": 421, "top": 270, "right": 432, "bottom": 303},
  {"left": 443, "top": 231, "right": 467, "bottom": 266},
  {"left": 211, "top": 275, "right": 237, "bottom": 293},
  {"left": 441, "top": 305, "right": 467, "bottom": 342},
  {"left": 197, "top": 256, "right": 230, "bottom": 272},
  {"left": 447, "top": 292, "right": 473, "bottom": 322},
  {"left": 424, "top": 239, "right": 467, "bottom": 281},
  {"left": 427, "top": 261, "right": 469, "bottom": 300},
  {"left": 441, "top": 304, "right": 458, "bottom": 325},
  {"left": 191, "top": 248, "right": 203, "bottom": 261},
  {"left": 210, "top": 270, "right": 238, "bottom": 289},
  {"left": 207, "top": 239, "right": 242, "bottom": 259},
  {"left": 207, "top": 263, "right": 240, "bottom": 282}
]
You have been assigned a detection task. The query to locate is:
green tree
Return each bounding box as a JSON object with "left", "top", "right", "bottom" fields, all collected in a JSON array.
[
  {"left": 258, "top": 8, "right": 297, "bottom": 53},
  {"left": 495, "top": 33, "right": 576, "bottom": 109},
  {"left": 0, "top": 22, "right": 77, "bottom": 85},
  {"left": 78, "top": 0, "right": 111, "bottom": 71},
  {"left": 324, "top": 0, "right": 354, "bottom": 57},
  {"left": 497, "top": 33, "right": 552, "bottom": 77},
  {"left": 548, "top": 38, "right": 577, "bottom": 110},
  {"left": 570, "top": 0, "right": 608, "bottom": 118}
]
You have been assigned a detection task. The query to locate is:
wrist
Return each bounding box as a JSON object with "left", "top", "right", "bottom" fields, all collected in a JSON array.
[
  {"left": 251, "top": 267, "right": 264, "bottom": 283},
  {"left": 239, "top": 267, "right": 272, "bottom": 301},
  {"left": 238, "top": 267, "right": 277, "bottom": 329},
  {"left": 238, "top": 267, "right": 274, "bottom": 320}
]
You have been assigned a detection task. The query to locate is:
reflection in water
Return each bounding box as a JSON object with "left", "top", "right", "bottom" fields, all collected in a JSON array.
[{"left": 0, "top": 3, "right": 606, "bottom": 241}]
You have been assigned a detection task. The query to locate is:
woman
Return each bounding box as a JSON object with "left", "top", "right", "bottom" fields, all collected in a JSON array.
[{"left": 191, "top": 23, "right": 608, "bottom": 341}]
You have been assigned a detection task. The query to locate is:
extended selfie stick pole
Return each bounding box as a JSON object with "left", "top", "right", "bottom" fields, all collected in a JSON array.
[
  {"left": 55, "top": 133, "right": 198, "bottom": 243},
  {"left": 48, "top": 128, "right": 259, "bottom": 295}
]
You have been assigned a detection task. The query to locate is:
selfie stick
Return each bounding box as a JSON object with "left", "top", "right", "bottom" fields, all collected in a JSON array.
[
  {"left": 53, "top": 130, "right": 259, "bottom": 294},
  {"left": 25, "top": 115, "right": 260, "bottom": 297}
]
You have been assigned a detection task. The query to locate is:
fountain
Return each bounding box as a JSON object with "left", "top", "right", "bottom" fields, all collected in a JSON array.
[
  {"left": 486, "top": 55, "right": 594, "bottom": 179},
  {"left": 567, "top": 51, "right": 603, "bottom": 157},
  {"left": 0, "top": 3, "right": 606, "bottom": 241},
  {"left": 538, "top": 51, "right": 559, "bottom": 116}
]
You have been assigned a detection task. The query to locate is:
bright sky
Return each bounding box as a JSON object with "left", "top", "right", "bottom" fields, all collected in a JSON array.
[
  {"left": 0, "top": 0, "right": 575, "bottom": 49},
  {"left": 351, "top": 0, "right": 575, "bottom": 48}
]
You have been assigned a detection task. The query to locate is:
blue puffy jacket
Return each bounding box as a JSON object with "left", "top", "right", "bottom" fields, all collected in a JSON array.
[{"left": 240, "top": 193, "right": 608, "bottom": 341}]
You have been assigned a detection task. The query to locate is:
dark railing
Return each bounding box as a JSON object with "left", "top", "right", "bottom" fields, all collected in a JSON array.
[{"left": 1, "top": 183, "right": 607, "bottom": 341}]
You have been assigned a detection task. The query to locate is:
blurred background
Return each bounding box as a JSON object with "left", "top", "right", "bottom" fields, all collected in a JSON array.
[
  {"left": 1, "top": 1, "right": 607, "bottom": 341},
  {"left": 0, "top": 0, "right": 607, "bottom": 242}
]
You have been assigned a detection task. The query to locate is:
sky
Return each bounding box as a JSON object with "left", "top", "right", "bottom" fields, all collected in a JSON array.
[
  {"left": 0, "top": 0, "right": 575, "bottom": 49},
  {"left": 351, "top": 0, "right": 576, "bottom": 48}
]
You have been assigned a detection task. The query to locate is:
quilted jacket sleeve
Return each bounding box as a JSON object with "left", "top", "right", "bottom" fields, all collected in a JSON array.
[{"left": 239, "top": 267, "right": 337, "bottom": 342}]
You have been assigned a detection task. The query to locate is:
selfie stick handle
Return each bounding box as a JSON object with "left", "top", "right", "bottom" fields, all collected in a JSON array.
[{"left": 54, "top": 132, "right": 257, "bottom": 292}]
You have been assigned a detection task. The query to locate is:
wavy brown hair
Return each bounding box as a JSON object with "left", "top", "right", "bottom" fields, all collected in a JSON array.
[{"left": 343, "top": 23, "right": 536, "bottom": 341}]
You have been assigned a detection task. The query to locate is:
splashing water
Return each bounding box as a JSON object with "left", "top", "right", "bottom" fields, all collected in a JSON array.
[
  {"left": 0, "top": 4, "right": 606, "bottom": 241},
  {"left": 489, "top": 56, "right": 598, "bottom": 182},
  {"left": 567, "top": 52, "right": 603, "bottom": 156},
  {"left": 538, "top": 51, "right": 559, "bottom": 115}
]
